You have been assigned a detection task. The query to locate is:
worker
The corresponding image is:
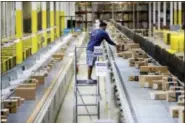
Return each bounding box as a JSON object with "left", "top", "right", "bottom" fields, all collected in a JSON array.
[{"left": 86, "top": 21, "right": 117, "bottom": 84}]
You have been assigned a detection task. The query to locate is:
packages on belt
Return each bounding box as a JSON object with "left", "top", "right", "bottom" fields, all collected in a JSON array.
[
  {"left": 3, "top": 99, "right": 18, "bottom": 113},
  {"left": 15, "top": 87, "right": 36, "bottom": 100}
]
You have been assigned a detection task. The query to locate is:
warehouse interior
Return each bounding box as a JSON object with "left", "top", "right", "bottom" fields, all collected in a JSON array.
[{"left": 0, "top": 1, "right": 185, "bottom": 123}]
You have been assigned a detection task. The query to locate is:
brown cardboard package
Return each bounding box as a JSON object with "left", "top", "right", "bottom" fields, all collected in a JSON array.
[
  {"left": 10, "top": 97, "right": 21, "bottom": 106},
  {"left": 15, "top": 87, "right": 36, "bottom": 100},
  {"left": 52, "top": 53, "right": 64, "bottom": 60},
  {"left": 129, "top": 76, "right": 139, "bottom": 81},
  {"left": 20, "top": 98, "right": 25, "bottom": 104},
  {"left": 116, "top": 44, "right": 125, "bottom": 52},
  {"left": 117, "top": 51, "right": 133, "bottom": 59},
  {"left": 25, "top": 79, "right": 39, "bottom": 88},
  {"left": 31, "top": 75, "right": 45, "bottom": 84},
  {"left": 3, "top": 99, "right": 18, "bottom": 113},
  {"left": 140, "top": 66, "right": 169, "bottom": 74},
  {"left": 19, "top": 83, "right": 36, "bottom": 88},
  {"left": 134, "top": 61, "right": 148, "bottom": 68},
  {"left": 166, "top": 90, "right": 177, "bottom": 102},
  {"left": 150, "top": 91, "right": 166, "bottom": 100},
  {"left": 139, "top": 75, "right": 163, "bottom": 87},
  {"left": 1, "top": 109, "right": 9, "bottom": 116},
  {"left": 179, "top": 108, "right": 184, "bottom": 123},
  {"left": 1, "top": 119, "right": 7, "bottom": 123},
  {"left": 127, "top": 43, "right": 140, "bottom": 49},
  {"left": 152, "top": 80, "right": 163, "bottom": 90}
]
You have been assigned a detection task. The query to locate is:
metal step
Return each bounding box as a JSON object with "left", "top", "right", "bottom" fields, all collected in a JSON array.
[
  {"left": 77, "top": 104, "right": 97, "bottom": 106},
  {"left": 77, "top": 114, "right": 98, "bottom": 116},
  {"left": 76, "top": 80, "right": 97, "bottom": 86}
]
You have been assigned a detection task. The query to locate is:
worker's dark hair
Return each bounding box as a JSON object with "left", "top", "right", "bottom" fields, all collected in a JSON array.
[{"left": 99, "top": 21, "right": 107, "bottom": 27}]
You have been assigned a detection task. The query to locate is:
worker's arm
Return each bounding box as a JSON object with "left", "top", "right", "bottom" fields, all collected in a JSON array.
[{"left": 104, "top": 32, "right": 116, "bottom": 46}]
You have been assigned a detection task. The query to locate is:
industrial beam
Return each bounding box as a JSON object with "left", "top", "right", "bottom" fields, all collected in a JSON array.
[
  {"left": 163, "top": 2, "right": 166, "bottom": 27},
  {"left": 31, "top": 2, "right": 38, "bottom": 53},
  {"left": 42, "top": 2, "right": 47, "bottom": 47},
  {"left": 15, "top": 2, "right": 23, "bottom": 64},
  {"left": 50, "top": 2, "right": 55, "bottom": 41},
  {"left": 56, "top": 2, "right": 60, "bottom": 38},
  {"left": 157, "top": 2, "right": 160, "bottom": 30},
  {"left": 153, "top": 2, "right": 156, "bottom": 32},
  {"left": 170, "top": 2, "right": 173, "bottom": 26},
  {"left": 174, "top": 2, "right": 177, "bottom": 25},
  {"left": 149, "top": 2, "right": 152, "bottom": 36},
  {"left": 178, "top": 2, "right": 182, "bottom": 26}
]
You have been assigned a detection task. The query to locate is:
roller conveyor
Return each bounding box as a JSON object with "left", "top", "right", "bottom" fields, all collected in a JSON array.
[
  {"left": 1, "top": 32, "right": 87, "bottom": 123},
  {"left": 104, "top": 22, "right": 184, "bottom": 123}
]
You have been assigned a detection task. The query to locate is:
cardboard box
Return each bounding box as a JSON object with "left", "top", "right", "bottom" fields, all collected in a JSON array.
[
  {"left": 117, "top": 51, "right": 133, "bottom": 59},
  {"left": 116, "top": 44, "right": 125, "bottom": 52},
  {"left": 20, "top": 98, "right": 25, "bottom": 104},
  {"left": 150, "top": 91, "right": 166, "bottom": 100},
  {"left": 129, "top": 58, "right": 145, "bottom": 67},
  {"left": 179, "top": 108, "right": 185, "bottom": 123},
  {"left": 134, "top": 61, "right": 148, "bottom": 68},
  {"left": 1, "top": 109, "right": 9, "bottom": 116},
  {"left": 162, "top": 81, "right": 178, "bottom": 91},
  {"left": 139, "top": 75, "right": 163, "bottom": 88},
  {"left": 152, "top": 80, "right": 164, "bottom": 90},
  {"left": 129, "top": 76, "right": 139, "bottom": 81},
  {"left": 127, "top": 43, "right": 140, "bottom": 49},
  {"left": 3, "top": 99, "right": 18, "bottom": 113},
  {"left": 169, "top": 105, "right": 181, "bottom": 118},
  {"left": 52, "top": 53, "right": 64, "bottom": 60},
  {"left": 31, "top": 75, "right": 45, "bottom": 84},
  {"left": 15, "top": 87, "right": 36, "bottom": 100},
  {"left": 24, "top": 79, "right": 39, "bottom": 88},
  {"left": 166, "top": 91, "right": 177, "bottom": 102},
  {"left": 10, "top": 97, "right": 21, "bottom": 106},
  {"left": 1, "top": 119, "right": 7, "bottom": 123},
  {"left": 140, "top": 66, "right": 169, "bottom": 74},
  {"left": 163, "top": 76, "right": 177, "bottom": 81},
  {"left": 1, "top": 115, "right": 7, "bottom": 119},
  {"left": 19, "top": 83, "right": 36, "bottom": 88}
]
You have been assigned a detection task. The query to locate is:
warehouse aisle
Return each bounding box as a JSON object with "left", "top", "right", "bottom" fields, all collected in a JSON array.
[{"left": 55, "top": 51, "right": 118, "bottom": 123}]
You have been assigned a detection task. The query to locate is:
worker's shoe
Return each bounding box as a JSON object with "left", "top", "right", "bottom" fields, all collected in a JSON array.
[{"left": 86, "top": 79, "right": 96, "bottom": 84}]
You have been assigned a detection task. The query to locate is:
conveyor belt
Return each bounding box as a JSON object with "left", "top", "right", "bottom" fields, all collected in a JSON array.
[
  {"left": 6, "top": 38, "right": 76, "bottom": 123},
  {"left": 114, "top": 57, "right": 178, "bottom": 123},
  {"left": 4, "top": 33, "right": 87, "bottom": 123},
  {"left": 105, "top": 29, "right": 180, "bottom": 123}
]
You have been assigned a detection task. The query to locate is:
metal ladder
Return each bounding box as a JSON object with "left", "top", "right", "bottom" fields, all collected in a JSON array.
[{"left": 73, "top": 46, "right": 100, "bottom": 123}]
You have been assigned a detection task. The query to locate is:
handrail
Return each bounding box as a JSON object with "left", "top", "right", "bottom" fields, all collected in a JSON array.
[{"left": 2, "top": 26, "right": 57, "bottom": 48}]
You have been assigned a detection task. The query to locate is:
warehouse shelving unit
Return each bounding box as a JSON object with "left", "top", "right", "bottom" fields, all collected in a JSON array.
[{"left": 75, "top": 2, "right": 149, "bottom": 30}]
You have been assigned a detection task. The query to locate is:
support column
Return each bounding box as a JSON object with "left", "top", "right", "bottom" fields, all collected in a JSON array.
[
  {"left": 157, "top": 2, "right": 161, "bottom": 30},
  {"left": 149, "top": 2, "right": 152, "bottom": 37},
  {"left": 56, "top": 2, "right": 60, "bottom": 38},
  {"left": 170, "top": 2, "right": 173, "bottom": 26},
  {"left": 174, "top": 2, "right": 177, "bottom": 25},
  {"left": 50, "top": 2, "right": 55, "bottom": 41},
  {"left": 178, "top": 2, "right": 182, "bottom": 26},
  {"left": 15, "top": 2, "right": 23, "bottom": 64},
  {"left": 163, "top": 2, "right": 166, "bottom": 28},
  {"left": 60, "top": 2, "right": 65, "bottom": 34},
  {"left": 64, "top": 2, "right": 67, "bottom": 29},
  {"left": 42, "top": 2, "right": 47, "bottom": 46},
  {"left": 153, "top": 2, "right": 156, "bottom": 32},
  {"left": 31, "top": 2, "right": 38, "bottom": 53}
]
